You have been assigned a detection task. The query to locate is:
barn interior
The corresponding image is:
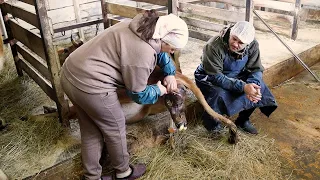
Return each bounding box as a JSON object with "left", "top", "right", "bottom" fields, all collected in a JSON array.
[{"left": 0, "top": 0, "right": 320, "bottom": 179}]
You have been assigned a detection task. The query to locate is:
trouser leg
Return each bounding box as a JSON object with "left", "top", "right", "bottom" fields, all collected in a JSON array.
[
  {"left": 75, "top": 103, "right": 104, "bottom": 179},
  {"left": 236, "top": 108, "right": 256, "bottom": 122},
  {"left": 60, "top": 73, "right": 129, "bottom": 179}
]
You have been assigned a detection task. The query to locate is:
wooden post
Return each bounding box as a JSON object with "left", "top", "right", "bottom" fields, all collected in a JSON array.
[
  {"left": 34, "top": 0, "right": 70, "bottom": 127},
  {"left": 168, "top": 0, "right": 178, "bottom": 15},
  {"left": 100, "top": 0, "right": 109, "bottom": 29},
  {"left": 0, "top": 3, "right": 23, "bottom": 76},
  {"left": 72, "top": 0, "right": 85, "bottom": 41},
  {"left": 291, "top": 0, "right": 301, "bottom": 40},
  {"left": 245, "top": 0, "right": 253, "bottom": 23}
]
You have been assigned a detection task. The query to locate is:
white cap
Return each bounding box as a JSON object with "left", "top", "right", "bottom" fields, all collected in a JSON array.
[
  {"left": 230, "top": 21, "right": 255, "bottom": 44},
  {"left": 152, "top": 14, "right": 189, "bottom": 49}
]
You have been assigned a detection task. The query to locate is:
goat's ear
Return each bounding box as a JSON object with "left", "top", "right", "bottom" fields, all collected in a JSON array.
[
  {"left": 72, "top": 40, "right": 83, "bottom": 48},
  {"left": 57, "top": 49, "right": 64, "bottom": 55},
  {"left": 78, "top": 41, "right": 84, "bottom": 46}
]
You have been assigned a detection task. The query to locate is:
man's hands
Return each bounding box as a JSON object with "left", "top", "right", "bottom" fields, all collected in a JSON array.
[
  {"left": 156, "top": 75, "right": 178, "bottom": 96},
  {"left": 244, "top": 83, "right": 262, "bottom": 103}
]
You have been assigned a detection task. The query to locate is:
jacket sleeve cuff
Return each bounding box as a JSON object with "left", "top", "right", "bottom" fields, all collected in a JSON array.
[{"left": 126, "top": 85, "right": 161, "bottom": 104}]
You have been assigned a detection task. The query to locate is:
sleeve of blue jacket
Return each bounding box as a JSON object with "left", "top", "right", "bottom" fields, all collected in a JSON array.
[
  {"left": 126, "top": 53, "right": 175, "bottom": 104},
  {"left": 246, "top": 71, "right": 262, "bottom": 86},
  {"left": 207, "top": 73, "right": 246, "bottom": 93},
  {"left": 126, "top": 85, "right": 161, "bottom": 104},
  {"left": 157, "top": 52, "right": 176, "bottom": 76}
]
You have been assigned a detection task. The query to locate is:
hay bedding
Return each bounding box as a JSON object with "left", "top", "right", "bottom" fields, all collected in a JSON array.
[
  {"left": 127, "top": 124, "right": 282, "bottom": 180},
  {"left": 0, "top": 46, "right": 282, "bottom": 179},
  {"left": 0, "top": 48, "right": 80, "bottom": 179}
]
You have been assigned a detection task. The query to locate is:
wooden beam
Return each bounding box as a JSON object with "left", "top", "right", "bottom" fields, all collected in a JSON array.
[
  {"left": 106, "top": 2, "right": 165, "bottom": 19},
  {"left": 2, "top": 2, "right": 40, "bottom": 29},
  {"left": 254, "top": 0, "right": 295, "bottom": 12},
  {"left": 291, "top": 0, "right": 301, "bottom": 40},
  {"left": 35, "top": 0, "right": 70, "bottom": 127},
  {"left": 188, "top": 29, "right": 213, "bottom": 42},
  {"left": 8, "top": 19, "right": 46, "bottom": 60},
  {"left": 171, "top": 0, "right": 179, "bottom": 15},
  {"left": 254, "top": 10, "right": 293, "bottom": 24},
  {"left": 110, "top": 18, "right": 121, "bottom": 26},
  {"left": 106, "top": 3, "right": 146, "bottom": 18},
  {"left": 72, "top": 0, "right": 85, "bottom": 40},
  {"left": 18, "top": 0, "right": 35, "bottom": 6},
  {"left": 53, "top": 19, "right": 103, "bottom": 33},
  {"left": 134, "top": 0, "right": 168, "bottom": 6},
  {"left": 179, "top": 2, "right": 245, "bottom": 23},
  {"left": 18, "top": 59, "right": 57, "bottom": 102},
  {"left": 245, "top": 0, "right": 253, "bottom": 22},
  {"left": 181, "top": 0, "right": 246, "bottom": 8},
  {"left": 181, "top": 16, "right": 224, "bottom": 32},
  {"left": 101, "top": 0, "right": 109, "bottom": 29},
  {"left": 16, "top": 42, "right": 51, "bottom": 81}
]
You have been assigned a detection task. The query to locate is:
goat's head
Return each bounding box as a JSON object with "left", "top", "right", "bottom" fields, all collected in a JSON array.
[
  {"left": 57, "top": 37, "right": 83, "bottom": 66},
  {"left": 164, "top": 83, "right": 187, "bottom": 131}
]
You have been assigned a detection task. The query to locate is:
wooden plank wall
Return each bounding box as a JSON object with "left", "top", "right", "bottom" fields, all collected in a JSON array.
[
  {"left": 178, "top": 0, "right": 248, "bottom": 42},
  {"left": 253, "top": 0, "right": 299, "bottom": 40},
  {"left": 1, "top": 0, "right": 70, "bottom": 126},
  {"left": 46, "top": 0, "right": 103, "bottom": 42}
]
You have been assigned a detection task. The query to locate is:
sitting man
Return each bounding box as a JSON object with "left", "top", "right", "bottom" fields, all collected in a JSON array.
[{"left": 194, "top": 21, "right": 277, "bottom": 134}]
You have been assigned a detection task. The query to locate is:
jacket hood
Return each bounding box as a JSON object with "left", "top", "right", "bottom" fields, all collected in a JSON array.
[{"left": 129, "top": 13, "right": 161, "bottom": 54}]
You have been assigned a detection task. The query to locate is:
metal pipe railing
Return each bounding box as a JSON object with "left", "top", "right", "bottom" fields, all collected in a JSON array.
[{"left": 253, "top": 9, "right": 320, "bottom": 82}]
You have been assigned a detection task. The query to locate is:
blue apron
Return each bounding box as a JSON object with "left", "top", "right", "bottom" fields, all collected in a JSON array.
[{"left": 195, "top": 54, "right": 277, "bottom": 118}]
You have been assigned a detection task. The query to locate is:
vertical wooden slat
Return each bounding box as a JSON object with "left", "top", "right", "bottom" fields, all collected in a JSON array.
[
  {"left": 245, "top": 0, "right": 253, "bottom": 22},
  {"left": 72, "top": 0, "right": 85, "bottom": 40},
  {"left": 0, "top": 4, "right": 23, "bottom": 76},
  {"left": 291, "top": 0, "right": 301, "bottom": 40},
  {"left": 172, "top": 0, "right": 178, "bottom": 15},
  {"left": 18, "top": 0, "right": 35, "bottom": 6},
  {"left": 100, "top": 0, "right": 109, "bottom": 29},
  {"left": 168, "top": 0, "right": 172, "bottom": 14},
  {"left": 168, "top": 0, "right": 178, "bottom": 15},
  {"left": 34, "top": 0, "right": 70, "bottom": 127}
]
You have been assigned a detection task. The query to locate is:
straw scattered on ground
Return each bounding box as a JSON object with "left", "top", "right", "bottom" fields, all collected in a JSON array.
[
  {"left": 131, "top": 126, "right": 282, "bottom": 180},
  {"left": 0, "top": 46, "right": 283, "bottom": 180},
  {"left": 0, "top": 49, "right": 80, "bottom": 179}
]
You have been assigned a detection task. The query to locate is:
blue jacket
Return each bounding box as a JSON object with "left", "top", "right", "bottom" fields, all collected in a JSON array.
[{"left": 126, "top": 52, "right": 176, "bottom": 104}]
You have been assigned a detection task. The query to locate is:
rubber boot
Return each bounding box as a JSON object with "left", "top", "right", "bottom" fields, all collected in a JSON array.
[{"left": 235, "top": 108, "right": 258, "bottom": 134}]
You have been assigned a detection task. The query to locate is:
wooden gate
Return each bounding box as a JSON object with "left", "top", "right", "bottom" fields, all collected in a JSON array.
[{"left": 0, "top": 0, "right": 70, "bottom": 126}]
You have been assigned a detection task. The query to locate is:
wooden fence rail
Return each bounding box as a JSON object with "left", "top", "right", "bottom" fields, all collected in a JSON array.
[
  {"left": 0, "top": 0, "right": 70, "bottom": 126},
  {"left": 253, "top": 0, "right": 301, "bottom": 40}
]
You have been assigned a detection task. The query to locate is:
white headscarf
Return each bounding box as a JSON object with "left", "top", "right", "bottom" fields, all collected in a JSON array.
[
  {"left": 152, "top": 14, "right": 189, "bottom": 49},
  {"left": 230, "top": 21, "right": 255, "bottom": 44}
]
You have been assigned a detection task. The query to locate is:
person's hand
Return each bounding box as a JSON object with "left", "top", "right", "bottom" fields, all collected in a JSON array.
[
  {"left": 244, "top": 83, "right": 261, "bottom": 103},
  {"left": 157, "top": 81, "right": 167, "bottom": 96},
  {"left": 163, "top": 75, "right": 177, "bottom": 93}
]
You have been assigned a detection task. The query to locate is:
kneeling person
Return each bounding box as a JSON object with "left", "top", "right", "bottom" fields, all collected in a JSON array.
[{"left": 194, "top": 21, "right": 277, "bottom": 134}]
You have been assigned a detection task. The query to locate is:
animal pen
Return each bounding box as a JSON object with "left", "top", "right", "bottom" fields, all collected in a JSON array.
[
  {"left": 1, "top": 0, "right": 320, "bottom": 179},
  {"left": 0, "top": 0, "right": 256, "bottom": 127}
]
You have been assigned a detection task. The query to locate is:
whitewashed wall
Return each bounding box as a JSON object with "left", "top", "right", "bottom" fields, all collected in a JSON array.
[
  {"left": 46, "top": 0, "right": 103, "bottom": 43},
  {"left": 46, "top": 0, "right": 162, "bottom": 43}
]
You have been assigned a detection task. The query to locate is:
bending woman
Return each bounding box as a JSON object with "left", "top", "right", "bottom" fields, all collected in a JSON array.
[{"left": 60, "top": 10, "right": 188, "bottom": 180}]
